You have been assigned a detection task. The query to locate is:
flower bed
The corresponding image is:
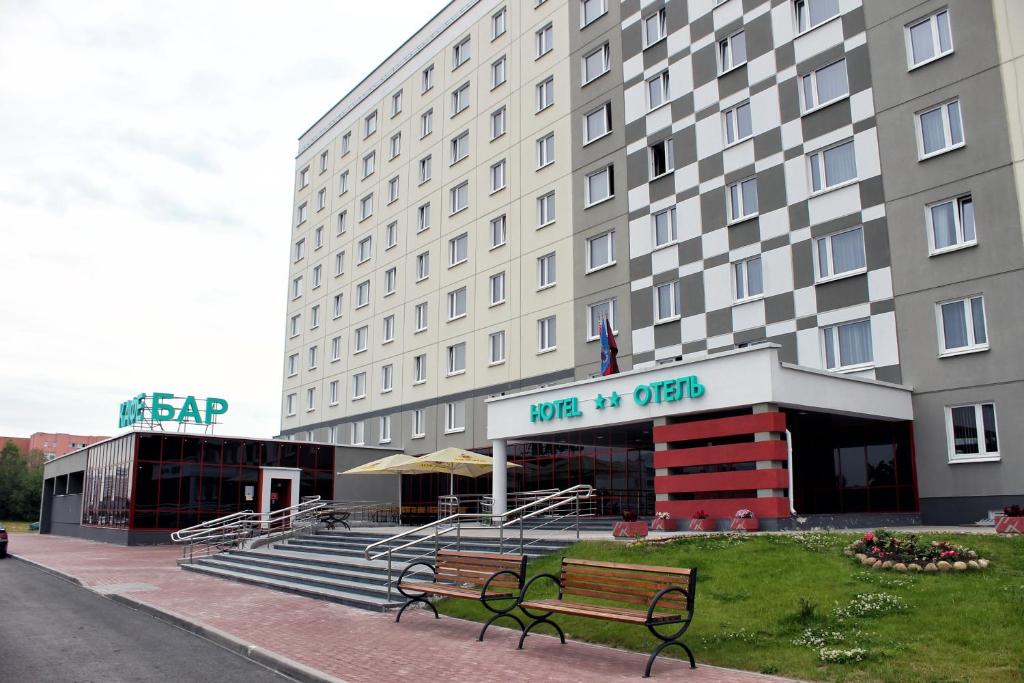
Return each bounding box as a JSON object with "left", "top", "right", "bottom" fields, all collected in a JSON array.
[{"left": 845, "top": 529, "right": 991, "bottom": 572}]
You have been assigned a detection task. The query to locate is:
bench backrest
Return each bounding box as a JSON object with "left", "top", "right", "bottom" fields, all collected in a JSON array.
[
  {"left": 558, "top": 558, "right": 695, "bottom": 612},
  {"left": 434, "top": 550, "right": 527, "bottom": 590}
]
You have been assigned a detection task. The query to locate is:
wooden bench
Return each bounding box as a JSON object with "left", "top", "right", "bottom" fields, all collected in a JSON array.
[
  {"left": 517, "top": 558, "right": 698, "bottom": 677},
  {"left": 396, "top": 549, "right": 527, "bottom": 641}
]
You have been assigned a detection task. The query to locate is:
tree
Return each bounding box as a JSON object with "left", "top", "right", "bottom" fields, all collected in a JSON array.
[{"left": 0, "top": 440, "right": 43, "bottom": 521}]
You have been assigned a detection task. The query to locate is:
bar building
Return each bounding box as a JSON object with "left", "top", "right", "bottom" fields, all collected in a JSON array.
[{"left": 280, "top": 0, "right": 1024, "bottom": 525}]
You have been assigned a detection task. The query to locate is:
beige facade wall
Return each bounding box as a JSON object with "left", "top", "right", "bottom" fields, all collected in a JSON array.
[{"left": 993, "top": 0, "right": 1024, "bottom": 244}]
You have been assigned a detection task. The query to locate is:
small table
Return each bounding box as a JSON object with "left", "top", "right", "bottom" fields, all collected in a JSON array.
[{"left": 319, "top": 509, "right": 351, "bottom": 531}]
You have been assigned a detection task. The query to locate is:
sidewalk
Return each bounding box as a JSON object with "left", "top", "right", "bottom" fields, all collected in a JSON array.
[{"left": 8, "top": 534, "right": 795, "bottom": 683}]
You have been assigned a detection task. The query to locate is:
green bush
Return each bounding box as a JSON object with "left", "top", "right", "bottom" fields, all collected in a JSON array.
[{"left": 0, "top": 441, "right": 43, "bottom": 521}]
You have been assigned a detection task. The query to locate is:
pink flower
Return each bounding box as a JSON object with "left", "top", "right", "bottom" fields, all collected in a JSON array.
[{"left": 864, "top": 532, "right": 875, "bottom": 542}]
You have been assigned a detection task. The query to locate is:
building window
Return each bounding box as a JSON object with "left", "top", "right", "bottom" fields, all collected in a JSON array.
[
  {"left": 357, "top": 236, "right": 373, "bottom": 264},
  {"left": 795, "top": 0, "right": 840, "bottom": 34},
  {"left": 362, "top": 152, "right": 375, "bottom": 179},
  {"left": 317, "top": 188, "right": 327, "bottom": 211},
  {"left": 647, "top": 71, "right": 670, "bottom": 110},
  {"left": 445, "top": 401, "right": 466, "bottom": 433},
  {"left": 586, "top": 231, "right": 615, "bottom": 272},
  {"left": 536, "top": 77, "right": 554, "bottom": 111},
  {"left": 451, "top": 131, "right": 469, "bottom": 163},
  {"left": 581, "top": 0, "right": 607, "bottom": 26},
  {"left": 359, "top": 193, "right": 374, "bottom": 220},
  {"left": 584, "top": 165, "right": 614, "bottom": 206},
  {"left": 447, "top": 342, "right": 467, "bottom": 376},
  {"left": 331, "top": 336, "right": 341, "bottom": 362},
  {"left": 649, "top": 139, "right": 674, "bottom": 179},
  {"left": 291, "top": 275, "right": 303, "bottom": 300},
  {"left": 938, "top": 295, "right": 988, "bottom": 355},
  {"left": 815, "top": 226, "right": 865, "bottom": 281},
  {"left": 538, "top": 316, "right": 557, "bottom": 352},
  {"left": 287, "top": 353, "right": 299, "bottom": 377},
  {"left": 927, "top": 195, "right": 976, "bottom": 254},
  {"left": 416, "top": 251, "right": 430, "bottom": 281},
  {"left": 332, "top": 293, "right": 343, "bottom": 319},
  {"left": 916, "top": 99, "right": 964, "bottom": 159},
  {"left": 453, "top": 37, "right": 471, "bottom": 69},
  {"left": 310, "top": 304, "right": 320, "bottom": 329},
  {"left": 312, "top": 265, "right": 322, "bottom": 289},
  {"left": 490, "top": 215, "right": 507, "bottom": 248},
  {"left": 492, "top": 56, "right": 507, "bottom": 88},
  {"left": 319, "top": 150, "right": 329, "bottom": 174},
  {"left": 587, "top": 299, "right": 615, "bottom": 340},
  {"left": 355, "top": 280, "right": 370, "bottom": 308},
  {"left": 450, "top": 182, "right": 469, "bottom": 214},
  {"left": 537, "top": 191, "right": 556, "bottom": 227},
  {"left": 537, "top": 252, "right": 556, "bottom": 289},
  {"left": 492, "top": 7, "right": 507, "bottom": 39},
  {"left": 946, "top": 403, "right": 998, "bottom": 462},
  {"left": 536, "top": 23, "right": 553, "bottom": 58},
  {"left": 387, "top": 176, "right": 400, "bottom": 203},
  {"left": 289, "top": 314, "right": 301, "bottom": 337},
  {"left": 297, "top": 203, "right": 308, "bottom": 225},
  {"left": 490, "top": 159, "right": 507, "bottom": 193},
  {"left": 414, "top": 302, "right": 428, "bottom": 332},
  {"left": 381, "top": 364, "right": 394, "bottom": 392},
  {"left": 294, "top": 238, "right": 305, "bottom": 262},
  {"left": 489, "top": 330, "right": 506, "bottom": 365},
  {"left": 389, "top": 133, "right": 401, "bottom": 160},
  {"left": 490, "top": 106, "right": 506, "bottom": 140},
  {"left": 654, "top": 281, "right": 681, "bottom": 323},
  {"left": 390, "top": 90, "right": 402, "bottom": 117},
  {"left": 718, "top": 31, "right": 747, "bottom": 74},
  {"left": 489, "top": 271, "right": 506, "bottom": 306},
  {"left": 582, "top": 43, "right": 610, "bottom": 85},
  {"left": 337, "top": 210, "right": 348, "bottom": 234},
  {"left": 285, "top": 393, "right": 296, "bottom": 416},
  {"left": 537, "top": 132, "right": 555, "bottom": 169},
  {"left": 412, "top": 409, "right": 426, "bottom": 437},
  {"left": 822, "top": 319, "right": 873, "bottom": 370},
  {"left": 727, "top": 177, "right": 759, "bottom": 223},
  {"left": 448, "top": 233, "right": 468, "bottom": 266},
  {"left": 351, "top": 421, "right": 365, "bottom": 445},
  {"left": 808, "top": 139, "right": 857, "bottom": 193},
  {"left": 413, "top": 354, "right": 427, "bottom": 383},
  {"left": 354, "top": 325, "right": 368, "bottom": 353},
  {"left": 383, "top": 267, "right": 397, "bottom": 296},
  {"left": 643, "top": 8, "right": 667, "bottom": 47},
  {"left": 734, "top": 255, "right": 764, "bottom": 302},
  {"left": 584, "top": 102, "right": 612, "bottom": 144},
  {"left": 364, "top": 110, "right": 377, "bottom": 137},
  {"left": 653, "top": 207, "right": 677, "bottom": 248},
  {"left": 308, "top": 345, "right": 319, "bottom": 370},
  {"left": 906, "top": 8, "right": 953, "bottom": 69},
  {"left": 306, "top": 387, "right": 316, "bottom": 412},
  {"left": 422, "top": 64, "right": 434, "bottom": 92},
  {"left": 385, "top": 222, "right": 398, "bottom": 250},
  {"left": 421, "top": 109, "right": 433, "bottom": 138},
  {"left": 801, "top": 59, "right": 848, "bottom": 113},
  {"left": 417, "top": 202, "right": 431, "bottom": 232},
  {"left": 314, "top": 226, "right": 324, "bottom": 250},
  {"left": 451, "top": 82, "right": 470, "bottom": 116},
  {"left": 723, "top": 101, "right": 753, "bottom": 145},
  {"left": 379, "top": 415, "right": 391, "bottom": 443},
  {"left": 448, "top": 287, "right": 467, "bottom": 319},
  {"left": 298, "top": 167, "right": 310, "bottom": 189},
  {"left": 340, "top": 132, "right": 351, "bottom": 155}
]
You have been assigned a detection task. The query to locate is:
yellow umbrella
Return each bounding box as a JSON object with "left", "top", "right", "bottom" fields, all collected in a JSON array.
[
  {"left": 389, "top": 447, "right": 519, "bottom": 495},
  {"left": 340, "top": 453, "right": 419, "bottom": 475}
]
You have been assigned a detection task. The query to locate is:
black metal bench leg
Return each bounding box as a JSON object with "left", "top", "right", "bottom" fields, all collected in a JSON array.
[
  {"left": 643, "top": 640, "right": 695, "bottom": 678},
  {"left": 395, "top": 596, "right": 439, "bottom": 623},
  {"left": 478, "top": 613, "right": 525, "bottom": 642},
  {"left": 517, "top": 617, "right": 565, "bottom": 649}
]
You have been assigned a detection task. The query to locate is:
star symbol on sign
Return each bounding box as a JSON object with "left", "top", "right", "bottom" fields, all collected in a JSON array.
[
  {"left": 595, "top": 393, "right": 607, "bottom": 409},
  {"left": 609, "top": 391, "right": 621, "bottom": 407}
]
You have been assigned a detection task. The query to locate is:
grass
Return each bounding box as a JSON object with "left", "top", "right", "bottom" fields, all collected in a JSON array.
[
  {"left": 1, "top": 520, "right": 35, "bottom": 533},
  {"left": 436, "top": 532, "right": 1024, "bottom": 682}
]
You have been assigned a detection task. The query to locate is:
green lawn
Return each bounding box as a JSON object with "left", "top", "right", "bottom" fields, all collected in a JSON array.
[
  {"left": 1, "top": 520, "right": 35, "bottom": 533},
  {"left": 436, "top": 532, "right": 1024, "bottom": 682}
]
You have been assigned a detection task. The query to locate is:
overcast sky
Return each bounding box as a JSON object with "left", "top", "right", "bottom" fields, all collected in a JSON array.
[{"left": 0, "top": 0, "right": 448, "bottom": 439}]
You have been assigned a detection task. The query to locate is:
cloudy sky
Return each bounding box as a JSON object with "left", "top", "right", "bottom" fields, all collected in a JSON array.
[{"left": 0, "top": 0, "right": 447, "bottom": 439}]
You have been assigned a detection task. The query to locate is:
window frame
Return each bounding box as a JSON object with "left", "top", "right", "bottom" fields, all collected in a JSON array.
[
  {"left": 642, "top": 8, "right": 667, "bottom": 49},
  {"left": 537, "top": 191, "right": 556, "bottom": 227},
  {"left": 448, "top": 233, "right": 469, "bottom": 267},
  {"left": 652, "top": 206, "right": 678, "bottom": 249},
  {"left": 586, "top": 298, "right": 617, "bottom": 341},
  {"left": 413, "top": 302, "right": 428, "bottom": 333},
  {"left": 489, "top": 271, "right": 506, "bottom": 306},
  {"left": 723, "top": 100, "right": 753, "bottom": 146},
  {"left": 416, "top": 251, "right": 430, "bottom": 282},
  {"left": 379, "top": 415, "right": 392, "bottom": 443},
  {"left": 936, "top": 294, "right": 989, "bottom": 356},
  {"left": 352, "top": 371, "right": 367, "bottom": 400},
  {"left": 449, "top": 181, "right": 470, "bottom": 215},
  {"left": 450, "top": 131, "right": 469, "bottom": 164},
  {"left": 925, "top": 194, "right": 976, "bottom": 255},
  {"left": 354, "top": 325, "right": 369, "bottom": 354},
  {"left": 648, "top": 138, "right": 675, "bottom": 180},
  {"left": 490, "top": 214, "right": 507, "bottom": 249},
  {"left": 800, "top": 58, "right": 849, "bottom": 115},
  {"left": 489, "top": 159, "right": 507, "bottom": 194},
  {"left": 581, "top": 43, "right": 610, "bottom": 85},
  {"left": 653, "top": 281, "right": 681, "bottom": 323},
  {"left": 535, "top": 23, "right": 554, "bottom": 59},
  {"left": 807, "top": 138, "right": 858, "bottom": 195},
  {"left": 795, "top": 0, "right": 841, "bottom": 35},
  {"left": 491, "top": 55, "right": 507, "bottom": 89},
  {"left": 381, "top": 363, "right": 394, "bottom": 392},
  {"left": 944, "top": 402, "right": 999, "bottom": 463},
  {"left": 905, "top": 8, "right": 954, "bottom": 71},
  {"left": 726, "top": 176, "right": 759, "bottom": 224},
  {"left": 412, "top": 408, "right": 426, "bottom": 438},
  {"left": 646, "top": 71, "right": 670, "bottom": 111},
  {"left": 536, "top": 76, "right": 555, "bottom": 112},
  {"left": 447, "top": 286, "right": 468, "bottom": 320},
  {"left": 328, "top": 380, "right": 339, "bottom": 406},
  {"left": 490, "top": 106, "right": 507, "bottom": 140},
  {"left": 453, "top": 37, "right": 471, "bottom": 70},
  {"left": 363, "top": 110, "right": 377, "bottom": 138},
  {"left": 537, "top": 252, "right": 556, "bottom": 290},
  {"left": 584, "top": 165, "right": 614, "bottom": 207},
  {"left": 718, "top": 30, "right": 747, "bottom": 75},
  {"left": 451, "top": 82, "right": 470, "bottom": 117},
  {"left": 821, "top": 318, "right": 874, "bottom": 371},
  {"left": 536, "top": 132, "right": 555, "bottom": 169},
  {"left": 491, "top": 6, "right": 507, "bottom": 40},
  {"left": 537, "top": 315, "right": 557, "bottom": 353},
  {"left": 585, "top": 230, "right": 615, "bottom": 273},
  {"left": 445, "top": 401, "right": 466, "bottom": 434},
  {"left": 489, "top": 330, "right": 506, "bottom": 366},
  {"left": 583, "top": 101, "right": 612, "bottom": 145},
  {"left": 446, "top": 342, "right": 467, "bottom": 376},
  {"left": 412, "top": 354, "right": 427, "bottom": 384},
  {"left": 915, "top": 99, "right": 965, "bottom": 160},
  {"left": 813, "top": 225, "right": 866, "bottom": 283},
  {"left": 580, "top": 0, "right": 608, "bottom": 27},
  {"left": 733, "top": 254, "right": 765, "bottom": 303},
  {"left": 355, "top": 279, "right": 371, "bottom": 308}
]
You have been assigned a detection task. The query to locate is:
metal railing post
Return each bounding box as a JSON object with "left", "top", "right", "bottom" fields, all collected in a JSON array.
[
  {"left": 575, "top": 492, "right": 580, "bottom": 540},
  {"left": 387, "top": 548, "right": 393, "bottom": 602}
]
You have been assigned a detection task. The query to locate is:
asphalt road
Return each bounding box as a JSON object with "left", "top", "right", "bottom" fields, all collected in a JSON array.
[{"left": 0, "top": 557, "right": 291, "bottom": 682}]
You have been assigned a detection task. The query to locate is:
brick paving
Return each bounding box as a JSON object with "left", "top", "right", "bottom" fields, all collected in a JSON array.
[{"left": 8, "top": 534, "right": 794, "bottom": 682}]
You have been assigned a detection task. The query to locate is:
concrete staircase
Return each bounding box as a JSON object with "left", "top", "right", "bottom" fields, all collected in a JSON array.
[{"left": 180, "top": 529, "right": 577, "bottom": 612}]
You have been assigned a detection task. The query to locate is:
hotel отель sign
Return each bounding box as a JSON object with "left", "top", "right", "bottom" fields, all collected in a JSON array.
[
  {"left": 529, "top": 375, "right": 705, "bottom": 423},
  {"left": 118, "top": 392, "right": 229, "bottom": 428}
]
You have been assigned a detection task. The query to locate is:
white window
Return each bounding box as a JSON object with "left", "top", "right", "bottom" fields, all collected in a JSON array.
[
  {"left": 447, "top": 342, "right": 466, "bottom": 375},
  {"left": 381, "top": 364, "right": 394, "bottom": 392},
  {"left": 938, "top": 295, "right": 988, "bottom": 355},
  {"left": 822, "top": 319, "right": 873, "bottom": 370},
  {"left": 451, "top": 131, "right": 469, "bottom": 163},
  {"left": 916, "top": 100, "right": 964, "bottom": 159},
  {"left": 584, "top": 165, "right": 614, "bottom": 206},
  {"left": 356, "top": 280, "right": 371, "bottom": 307},
  {"left": 331, "top": 336, "right": 341, "bottom": 361},
  {"left": 387, "top": 176, "right": 400, "bottom": 203},
  {"left": 536, "top": 23, "right": 553, "bottom": 58},
  {"left": 537, "top": 252, "right": 556, "bottom": 289},
  {"left": 385, "top": 222, "right": 398, "bottom": 249},
  {"left": 537, "top": 133, "right": 555, "bottom": 168},
  {"left": 291, "top": 275, "right": 303, "bottom": 299},
  {"left": 489, "top": 330, "right": 506, "bottom": 365},
  {"left": 723, "top": 101, "right": 753, "bottom": 145},
  {"left": 298, "top": 167, "right": 310, "bottom": 189},
  {"left": 906, "top": 9, "right": 953, "bottom": 69},
  {"left": 451, "top": 82, "right": 470, "bottom": 116},
  {"left": 412, "top": 409, "right": 426, "bottom": 437},
  {"left": 312, "top": 265, "right": 322, "bottom": 289},
  {"left": 332, "top": 293, "right": 343, "bottom": 319},
  {"left": 445, "top": 401, "right": 466, "bottom": 433},
  {"left": 364, "top": 110, "right": 377, "bottom": 137},
  {"left": 314, "top": 226, "right": 324, "bottom": 250},
  {"left": 808, "top": 139, "right": 857, "bottom": 193},
  {"left": 582, "top": 43, "right": 610, "bottom": 84},
  {"left": 795, "top": 0, "right": 840, "bottom": 34},
  {"left": 536, "top": 77, "right": 554, "bottom": 112},
  {"left": 583, "top": 102, "right": 612, "bottom": 145},
  {"left": 581, "top": 0, "right": 607, "bottom": 27},
  {"left": 417, "top": 202, "right": 431, "bottom": 232},
  {"left": 801, "top": 59, "right": 849, "bottom": 113},
  {"left": 538, "top": 316, "right": 557, "bottom": 352},
  {"left": 414, "top": 302, "right": 428, "bottom": 332},
  {"left": 492, "top": 56, "right": 507, "bottom": 88},
  {"left": 306, "top": 387, "right": 316, "bottom": 412},
  {"left": 351, "top": 421, "right": 365, "bottom": 445},
  {"left": 815, "top": 226, "right": 866, "bottom": 281},
  {"left": 354, "top": 325, "right": 368, "bottom": 353},
  {"left": 492, "top": 7, "right": 507, "bottom": 39},
  {"left": 649, "top": 139, "right": 674, "bottom": 179},
  {"left": 448, "top": 287, "right": 467, "bottom": 319},
  {"left": 647, "top": 71, "right": 670, "bottom": 109},
  {"left": 383, "top": 267, "right": 397, "bottom": 296},
  {"left": 379, "top": 415, "right": 392, "bottom": 443},
  {"left": 653, "top": 207, "right": 678, "bottom": 248},
  {"left": 317, "top": 188, "right": 327, "bottom": 211},
  {"left": 362, "top": 152, "right": 375, "bottom": 178},
  {"left": 449, "top": 181, "right": 469, "bottom": 214},
  {"left": 413, "top": 354, "right": 427, "bottom": 383},
  {"left": 643, "top": 9, "right": 667, "bottom": 47},
  {"left": 297, "top": 203, "right": 308, "bottom": 225},
  {"left": 308, "top": 345, "right": 319, "bottom": 369},
  {"left": 587, "top": 299, "right": 616, "bottom": 340},
  {"left": 285, "top": 393, "right": 296, "bottom": 416},
  {"left": 734, "top": 255, "right": 764, "bottom": 302},
  {"left": 421, "top": 109, "right": 433, "bottom": 138},
  {"left": 329, "top": 380, "right": 339, "bottom": 406},
  {"left": 359, "top": 193, "right": 374, "bottom": 220},
  {"left": 489, "top": 271, "right": 506, "bottom": 305},
  {"left": 337, "top": 210, "right": 348, "bottom": 234},
  {"left": 339, "top": 171, "right": 349, "bottom": 195},
  {"left": 654, "top": 281, "right": 681, "bottom": 322},
  {"left": 453, "top": 37, "right": 471, "bottom": 69},
  {"left": 946, "top": 403, "right": 999, "bottom": 462},
  {"left": 490, "top": 215, "right": 506, "bottom": 248},
  {"left": 490, "top": 159, "right": 507, "bottom": 193},
  {"left": 391, "top": 90, "right": 402, "bottom": 116},
  {"left": 287, "top": 353, "right": 299, "bottom": 376},
  {"left": 490, "top": 107, "right": 506, "bottom": 140},
  {"left": 289, "top": 314, "right": 301, "bottom": 337},
  {"left": 422, "top": 64, "right": 434, "bottom": 92},
  {"left": 927, "top": 195, "right": 976, "bottom": 254},
  {"left": 586, "top": 231, "right": 615, "bottom": 271},
  {"left": 416, "top": 251, "right": 430, "bottom": 281},
  {"left": 294, "top": 238, "right": 306, "bottom": 262},
  {"left": 537, "top": 191, "right": 556, "bottom": 227},
  {"left": 357, "top": 236, "right": 373, "bottom": 263},
  {"left": 340, "top": 132, "right": 351, "bottom": 155},
  {"left": 718, "top": 31, "right": 747, "bottom": 74},
  {"left": 389, "top": 132, "right": 401, "bottom": 159},
  {"left": 448, "top": 233, "right": 468, "bottom": 266},
  {"left": 727, "top": 177, "right": 759, "bottom": 223}
]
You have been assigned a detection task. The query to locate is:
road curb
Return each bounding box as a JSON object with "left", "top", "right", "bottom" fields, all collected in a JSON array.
[{"left": 9, "top": 552, "right": 346, "bottom": 683}]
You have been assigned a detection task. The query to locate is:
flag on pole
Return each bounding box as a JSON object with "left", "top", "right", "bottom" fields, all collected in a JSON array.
[{"left": 599, "top": 317, "right": 619, "bottom": 376}]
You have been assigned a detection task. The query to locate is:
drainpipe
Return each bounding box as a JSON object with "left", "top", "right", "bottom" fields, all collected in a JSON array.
[{"left": 785, "top": 429, "right": 796, "bottom": 515}]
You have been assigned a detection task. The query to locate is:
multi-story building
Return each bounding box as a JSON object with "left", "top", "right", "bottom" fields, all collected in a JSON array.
[
  {"left": 1, "top": 432, "right": 108, "bottom": 460},
  {"left": 280, "top": 0, "right": 1023, "bottom": 525}
]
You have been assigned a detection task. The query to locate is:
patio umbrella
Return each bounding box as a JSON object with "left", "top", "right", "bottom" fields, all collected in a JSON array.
[
  {"left": 388, "top": 447, "right": 519, "bottom": 495},
  {"left": 339, "top": 453, "right": 419, "bottom": 475}
]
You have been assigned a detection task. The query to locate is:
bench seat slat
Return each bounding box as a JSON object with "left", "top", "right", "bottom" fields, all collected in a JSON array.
[
  {"left": 563, "top": 558, "right": 692, "bottom": 576},
  {"left": 520, "top": 599, "right": 684, "bottom": 625},
  {"left": 559, "top": 585, "right": 688, "bottom": 610},
  {"left": 562, "top": 566, "right": 692, "bottom": 586},
  {"left": 399, "top": 581, "right": 514, "bottom": 600},
  {"left": 560, "top": 570, "right": 691, "bottom": 593}
]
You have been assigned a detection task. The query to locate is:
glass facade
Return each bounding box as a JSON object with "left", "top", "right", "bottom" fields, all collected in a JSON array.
[{"left": 80, "top": 434, "right": 134, "bottom": 529}]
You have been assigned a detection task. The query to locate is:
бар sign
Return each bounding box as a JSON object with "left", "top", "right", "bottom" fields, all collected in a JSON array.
[
  {"left": 529, "top": 375, "right": 705, "bottom": 423},
  {"left": 118, "top": 393, "right": 229, "bottom": 428}
]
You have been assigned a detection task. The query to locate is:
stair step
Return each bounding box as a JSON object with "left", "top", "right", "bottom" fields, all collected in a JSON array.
[
  {"left": 193, "top": 557, "right": 412, "bottom": 599},
  {"left": 203, "top": 552, "right": 431, "bottom": 587}
]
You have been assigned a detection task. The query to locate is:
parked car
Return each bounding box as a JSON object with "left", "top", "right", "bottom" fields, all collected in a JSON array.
[{"left": 0, "top": 525, "right": 7, "bottom": 558}]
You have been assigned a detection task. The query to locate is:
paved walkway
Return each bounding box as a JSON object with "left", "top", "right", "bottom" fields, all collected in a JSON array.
[{"left": 8, "top": 534, "right": 793, "bottom": 683}]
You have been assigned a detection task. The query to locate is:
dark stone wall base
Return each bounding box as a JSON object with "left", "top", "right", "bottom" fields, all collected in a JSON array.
[{"left": 919, "top": 495, "right": 1024, "bottom": 525}]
